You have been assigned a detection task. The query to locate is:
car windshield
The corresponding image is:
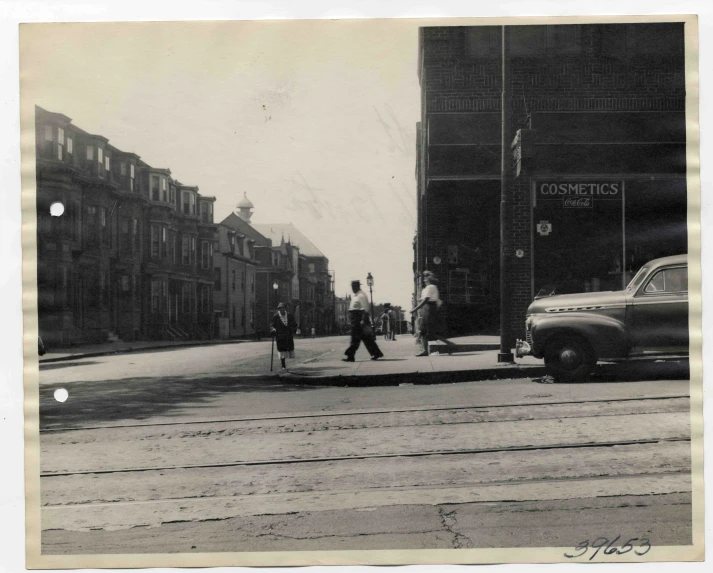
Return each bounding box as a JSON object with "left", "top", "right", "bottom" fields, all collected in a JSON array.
[{"left": 626, "top": 266, "right": 649, "bottom": 290}]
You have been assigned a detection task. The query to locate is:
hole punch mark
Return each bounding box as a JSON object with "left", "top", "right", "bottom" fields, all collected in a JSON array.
[
  {"left": 50, "top": 202, "right": 65, "bottom": 217},
  {"left": 53, "top": 388, "right": 69, "bottom": 403}
]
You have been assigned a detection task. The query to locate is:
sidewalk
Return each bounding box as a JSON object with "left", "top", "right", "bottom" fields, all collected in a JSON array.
[
  {"left": 282, "top": 336, "right": 546, "bottom": 386},
  {"left": 40, "top": 337, "right": 251, "bottom": 363}
]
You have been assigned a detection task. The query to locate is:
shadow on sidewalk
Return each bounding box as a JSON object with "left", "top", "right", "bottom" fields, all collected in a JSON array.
[{"left": 39, "top": 373, "right": 322, "bottom": 431}]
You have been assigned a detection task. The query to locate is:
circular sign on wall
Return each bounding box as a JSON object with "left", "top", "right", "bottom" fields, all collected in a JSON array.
[
  {"left": 515, "top": 249, "right": 525, "bottom": 259},
  {"left": 433, "top": 256, "right": 442, "bottom": 265}
]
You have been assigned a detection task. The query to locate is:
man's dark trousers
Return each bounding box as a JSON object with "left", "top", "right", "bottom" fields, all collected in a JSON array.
[{"left": 344, "top": 310, "right": 383, "bottom": 359}]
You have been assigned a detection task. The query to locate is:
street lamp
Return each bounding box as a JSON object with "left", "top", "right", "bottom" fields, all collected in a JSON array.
[
  {"left": 366, "top": 272, "right": 374, "bottom": 323},
  {"left": 273, "top": 281, "right": 278, "bottom": 307}
]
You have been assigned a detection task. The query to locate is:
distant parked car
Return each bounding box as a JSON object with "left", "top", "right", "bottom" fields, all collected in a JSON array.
[
  {"left": 38, "top": 336, "right": 46, "bottom": 356},
  {"left": 516, "top": 254, "right": 688, "bottom": 382}
]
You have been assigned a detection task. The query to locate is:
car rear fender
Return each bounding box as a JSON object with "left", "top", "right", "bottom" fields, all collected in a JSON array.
[{"left": 531, "top": 313, "right": 629, "bottom": 359}]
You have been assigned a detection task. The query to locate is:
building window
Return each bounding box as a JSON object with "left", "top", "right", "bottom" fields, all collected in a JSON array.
[
  {"left": 151, "top": 225, "right": 160, "bottom": 258},
  {"left": 625, "top": 23, "right": 684, "bottom": 57},
  {"left": 44, "top": 125, "right": 53, "bottom": 141},
  {"left": 86, "top": 146, "right": 94, "bottom": 161},
  {"left": 132, "top": 218, "right": 139, "bottom": 252},
  {"left": 161, "top": 226, "right": 167, "bottom": 258},
  {"left": 151, "top": 280, "right": 160, "bottom": 313},
  {"left": 546, "top": 25, "right": 581, "bottom": 56},
  {"left": 170, "top": 185, "right": 176, "bottom": 205},
  {"left": 120, "top": 217, "right": 130, "bottom": 252},
  {"left": 465, "top": 27, "right": 501, "bottom": 57},
  {"left": 57, "top": 127, "right": 64, "bottom": 160},
  {"left": 509, "top": 26, "right": 546, "bottom": 57},
  {"left": 182, "top": 283, "right": 191, "bottom": 313},
  {"left": 232, "top": 270, "right": 236, "bottom": 291},
  {"left": 182, "top": 235, "right": 190, "bottom": 265},
  {"left": 105, "top": 154, "right": 111, "bottom": 173},
  {"left": 168, "top": 231, "right": 177, "bottom": 264},
  {"left": 191, "top": 236, "right": 196, "bottom": 265},
  {"left": 161, "top": 177, "right": 167, "bottom": 202},
  {"left": 120, "top": 162, "right": 127, "bottom": 176},
  {"left": 201, "top": 201, "right": 213, "bottom": 223},
  {"left": 67, "top": 137, "right": 73, "bottom": 155},
  {"left": 130, "top": 163, "right": 135, "bottom": 191},
  {"left": 182, "top": 192, "right": 190, "bottom": 214},
  {"left": 97, "top": 148, "right": 104, "bottom": 177},
  {"left": 201, "top": 241, "right": 209, "bottom": 269},
  {"left": 214, "top": 267, "right": 222, "bottom": 291},
  {"left": 151, "top": 175, "right": 160, "bottom": 201}
]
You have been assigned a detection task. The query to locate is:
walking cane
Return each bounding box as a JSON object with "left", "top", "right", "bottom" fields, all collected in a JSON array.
[{"left": 270, "top": 333, "right": 275, "bottom": 372}]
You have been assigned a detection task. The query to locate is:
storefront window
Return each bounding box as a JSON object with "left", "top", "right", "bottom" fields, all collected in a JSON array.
[{"left": 533, "top": 178, "right": 688, "bottom": 297}]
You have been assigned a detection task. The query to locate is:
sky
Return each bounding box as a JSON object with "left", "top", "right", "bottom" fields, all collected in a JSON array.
[{"left": 20, "top": 20, "right": 421, "bottom": 308}]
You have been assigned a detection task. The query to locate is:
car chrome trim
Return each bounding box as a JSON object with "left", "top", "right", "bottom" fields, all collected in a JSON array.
[
  {"left": 630, "top": 299, "right": 688, "bottom": 306},
  {"left": 544, "top": 304, "right": 625, "bottom": 313}
]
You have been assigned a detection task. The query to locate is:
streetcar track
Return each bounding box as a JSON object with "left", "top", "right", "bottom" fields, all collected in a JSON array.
[
  {"left": 41, "top": 469, "right": 691, "bottom": 509},
  {"left": 40, "top": 436, "right": 690, "bottom": 478},
  {"left": 40, "top": 394, "right": 690, "bottom": 433}
]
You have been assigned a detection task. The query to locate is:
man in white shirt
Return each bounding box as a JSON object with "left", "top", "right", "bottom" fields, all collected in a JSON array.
[{"left": 343, "top": 279, "right": 383, "bottom": 362}]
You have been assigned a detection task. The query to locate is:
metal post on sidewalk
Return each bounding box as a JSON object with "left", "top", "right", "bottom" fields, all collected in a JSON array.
[
  {"left": 499, "top": 24, "right": 515, "bottom": 363},
  {"left": 270, "top": 333, "right": 275, "bottom": 371}
]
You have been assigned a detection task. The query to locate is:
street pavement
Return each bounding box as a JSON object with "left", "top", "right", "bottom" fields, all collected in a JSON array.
[{"left": 38, "top": 336, "right": 692, "bottom": 556}]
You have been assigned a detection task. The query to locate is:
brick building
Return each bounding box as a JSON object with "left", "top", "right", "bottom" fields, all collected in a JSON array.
[
  {"left": 253, "top": 223, "right": 335, "bottom": 336},
  {"left": 35, "top": 106, "right": 218, "bottom": 347},
  {"left": 415, "top": 23, "right": 687, "bottom": 338},
  {"left": 213, "top": 222, "right": 257, "bottom": 338}
]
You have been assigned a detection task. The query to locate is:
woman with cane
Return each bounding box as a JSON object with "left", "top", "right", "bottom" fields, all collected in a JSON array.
[{"left": 270, "top": 302, "right": 297, "bottom": 370}]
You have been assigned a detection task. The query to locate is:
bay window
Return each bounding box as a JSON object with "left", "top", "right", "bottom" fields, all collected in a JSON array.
[{"left": 151, "top": 175, "right": 160, "bottom": 201}]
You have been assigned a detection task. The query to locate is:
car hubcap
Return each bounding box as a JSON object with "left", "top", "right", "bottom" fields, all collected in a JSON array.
[{"left": 560, "top": 348, "right": 581, "bottom": 369}]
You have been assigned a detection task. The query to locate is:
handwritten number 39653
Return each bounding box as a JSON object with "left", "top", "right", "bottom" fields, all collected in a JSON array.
[{"left": 564, "top": 536, "right": 651, "bottom": 560}]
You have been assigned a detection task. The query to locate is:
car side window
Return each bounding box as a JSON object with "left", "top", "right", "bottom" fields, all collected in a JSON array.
[{"left": 643, "top": 266, "right": 687, "bottom": 294}]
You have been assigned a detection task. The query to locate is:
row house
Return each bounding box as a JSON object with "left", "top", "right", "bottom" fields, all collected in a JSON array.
[
  {"left": 35, "top": 106, "right": 217, "bottom": 347},
  {"left": 253, "top": 223, "right": 335, "bottom": 336},
  {"left": 221, "top": 196, "right": 335, "bottom": 337},
  {"left": 213, "top": 222, "right": 258, "bottom": 338}
]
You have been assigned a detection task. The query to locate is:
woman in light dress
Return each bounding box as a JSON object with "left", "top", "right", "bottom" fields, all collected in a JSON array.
[{"left": 410, "top": 271, "right": 456, "bottom": 356}]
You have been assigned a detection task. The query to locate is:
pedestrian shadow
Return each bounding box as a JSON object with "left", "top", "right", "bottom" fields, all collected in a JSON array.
[{"left": 39, "top": 373, "right": 324, "bottom": 431}]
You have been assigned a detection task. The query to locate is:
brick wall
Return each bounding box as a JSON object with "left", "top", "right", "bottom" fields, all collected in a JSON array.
[{"left": 417, "top": 24, "right": 686, "bottom": 339}]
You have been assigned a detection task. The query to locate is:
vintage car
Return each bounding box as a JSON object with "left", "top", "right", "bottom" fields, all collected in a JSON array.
[{"left": 516, "top": 254, "right": 688, "bottom": 382}]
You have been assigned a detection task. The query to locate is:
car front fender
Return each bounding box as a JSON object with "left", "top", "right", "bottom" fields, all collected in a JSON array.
[{"left": 530, "top": 312, "right": 629, "bottom": 360}]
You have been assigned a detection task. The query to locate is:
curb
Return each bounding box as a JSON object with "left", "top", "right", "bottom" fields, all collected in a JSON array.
[
  {"left": 271, "top": 364, "right": 548, "bottom": 387},
  {"left": 39, "top": 338, "right": 251, "bottom": 364}
]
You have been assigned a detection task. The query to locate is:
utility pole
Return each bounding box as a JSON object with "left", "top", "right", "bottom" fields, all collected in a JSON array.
[{"left": 498, "top": 25, "right": 515, "bottom": 363}]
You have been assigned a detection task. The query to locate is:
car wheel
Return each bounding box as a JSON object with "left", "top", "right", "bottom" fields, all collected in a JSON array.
[{"left": 544, "top": 335, "right": 596, "bottom": 383}]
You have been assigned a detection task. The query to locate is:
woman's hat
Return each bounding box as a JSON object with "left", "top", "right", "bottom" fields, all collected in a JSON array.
[{"left": 277, "top": 302, "right": 287, "bottom": 309}]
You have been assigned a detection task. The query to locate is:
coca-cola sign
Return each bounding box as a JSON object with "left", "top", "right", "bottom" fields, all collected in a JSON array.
[{"left": 563, "top": 196, "right": 592, "bottom": 209}]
